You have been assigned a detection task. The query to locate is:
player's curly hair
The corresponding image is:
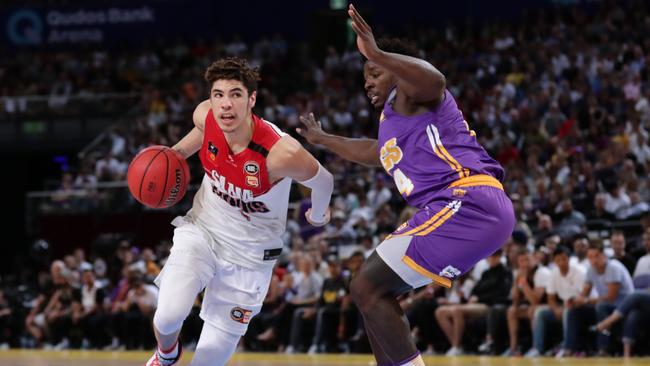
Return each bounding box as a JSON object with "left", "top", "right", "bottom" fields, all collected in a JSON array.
[
  {"left": 204, "top": 57, "right": 261, "bottom": 93},
  {"left": 376, "top": 37, "right": 420, "bottom": 58}
]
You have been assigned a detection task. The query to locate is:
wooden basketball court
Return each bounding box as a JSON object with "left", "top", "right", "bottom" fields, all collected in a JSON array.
[{"left": 0, "top": 350, "right": 647, "bottom": 366}]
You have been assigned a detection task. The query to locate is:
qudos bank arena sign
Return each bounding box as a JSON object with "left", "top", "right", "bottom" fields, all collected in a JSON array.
[{"left": 5, "top": 6, "right": 156, "bottom": 46}]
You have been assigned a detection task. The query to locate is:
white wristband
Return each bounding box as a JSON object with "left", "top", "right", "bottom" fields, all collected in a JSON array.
[{"left": 299, "top": 163, "right": 334, "bottom": 222}]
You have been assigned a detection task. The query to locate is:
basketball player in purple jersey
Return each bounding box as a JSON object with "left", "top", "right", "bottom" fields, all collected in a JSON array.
[{"left": 298, "top": 5, "right": 515, "bottom": 365}]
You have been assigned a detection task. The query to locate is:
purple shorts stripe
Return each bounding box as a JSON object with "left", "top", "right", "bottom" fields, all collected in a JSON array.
[{"left": 393, "top": 185, "right": 514, "bottom": 283}]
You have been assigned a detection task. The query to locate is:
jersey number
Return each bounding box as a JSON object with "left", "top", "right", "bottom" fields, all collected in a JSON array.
[
  {"left": 393, "top": 168, "right": 414, "bottom": 196},
  {"left": 380, "top": 138, "right": 414, "bottom": 196}
]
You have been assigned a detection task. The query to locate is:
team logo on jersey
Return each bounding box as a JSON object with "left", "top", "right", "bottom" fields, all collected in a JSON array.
[
  {"left": 208, "top": 141, "right": 218, "bottom": 161},
  {"left": 246, "top": 175, "right": 260, "bottom": 188},
  {"left": 244, "top": 161, "right": 259, "bottom": 175},
  {"left": 396, "top": 222, "right": 409, "bottom": 232},
  {"left": 439, "top": 265, "right": 461, "bottom": 279},
  {"left": 380, "top": 137, "right": 403, "bottom": 174},
  {"left": 230, "top": 307, "right": 252, "bottom": 324},
  {"left": 244, "top": 161, "right": 260, "bottom": 187}
]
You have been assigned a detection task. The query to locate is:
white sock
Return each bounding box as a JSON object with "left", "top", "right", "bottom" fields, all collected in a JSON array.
[
  {"left": 158, "top": 341, "right": 179, "bottom": 360},
  {"left": 400, "top": 354, "right": 425, "bottom": 366}
]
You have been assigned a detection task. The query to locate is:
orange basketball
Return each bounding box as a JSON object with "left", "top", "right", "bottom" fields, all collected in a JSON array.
[{"left": 127, "top": 146, "right": 190, "bottom": 208}]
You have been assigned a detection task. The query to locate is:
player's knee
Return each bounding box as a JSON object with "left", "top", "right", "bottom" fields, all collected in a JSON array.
[
  {"left": 349, "top": 274, "right": 376, "bottom": 312},
  {"left": 153, "top": 306, "right": 186, "bottom": 335}
]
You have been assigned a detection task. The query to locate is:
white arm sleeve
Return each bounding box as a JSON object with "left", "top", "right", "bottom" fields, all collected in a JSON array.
[{"left": 298, "top": 163, "right": 334, "bottom": 224}]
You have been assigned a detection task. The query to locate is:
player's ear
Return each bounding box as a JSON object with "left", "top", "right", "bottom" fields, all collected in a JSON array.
[{"left": 249, "top": 90, "right": 257, "bottom": 108}]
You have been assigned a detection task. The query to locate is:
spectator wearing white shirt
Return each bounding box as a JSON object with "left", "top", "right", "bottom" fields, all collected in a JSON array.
[
  {"left": 528, "top": 247, "right": 585, "bottom": 357},
  {"left": 570, "top": 233, "right": 590, "bottom": 271}
]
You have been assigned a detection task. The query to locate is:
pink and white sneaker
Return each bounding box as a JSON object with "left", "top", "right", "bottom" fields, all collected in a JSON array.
[{"left": 145, "top": 342, "right": 183, "bottom": 366}]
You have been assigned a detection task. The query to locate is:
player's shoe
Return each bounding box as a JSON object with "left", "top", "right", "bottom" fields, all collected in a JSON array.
[{"left": 145, "top": 342, "right": 183, "bottom": 366}]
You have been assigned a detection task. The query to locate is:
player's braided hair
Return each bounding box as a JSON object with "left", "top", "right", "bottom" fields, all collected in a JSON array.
[
  {"left": 375, "top": 37, "right": 420, "bottom": 58},
  {"left": 204, "top": 57, "right": 261, "bottom": 93}
]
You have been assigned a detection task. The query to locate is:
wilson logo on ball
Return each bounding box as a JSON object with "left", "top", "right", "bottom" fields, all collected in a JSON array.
[{"left": 164, "top": 169, "right": 183, "bottom": 207}]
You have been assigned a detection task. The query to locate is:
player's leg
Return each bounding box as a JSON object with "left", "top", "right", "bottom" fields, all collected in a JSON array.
[
  {"left": 146, "top": 222, "right": 217, "bottom": 366},
  {"left": 189, "top": 322, "right": 241, "bottom": 366},
  {"left": 350, "top": 236, "right": 425, "bottom": 366},
  {"left": 189, "top": 256, "right": 273, "bottom": 365}
]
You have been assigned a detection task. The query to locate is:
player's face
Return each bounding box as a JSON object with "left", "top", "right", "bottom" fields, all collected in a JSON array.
[
  {"left": 363, "top": 61, "right": 396, "bottom": 109},
  {"left": 210, "top": 79, "right": 257, "bottom": 133}
]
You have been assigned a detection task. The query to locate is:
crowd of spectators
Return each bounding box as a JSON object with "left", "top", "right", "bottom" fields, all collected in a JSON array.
[{"left": 4, "top": 0, "right": 650, "bottom": 358}]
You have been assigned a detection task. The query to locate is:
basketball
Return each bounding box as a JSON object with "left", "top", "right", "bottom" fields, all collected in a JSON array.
[{"left": 127, "top": 146, "right": 190, "bottom": 208}]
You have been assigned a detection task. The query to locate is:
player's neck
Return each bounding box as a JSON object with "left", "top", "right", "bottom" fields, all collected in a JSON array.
[{"left": 223, "top": 113, "right": 253, "bottom": 154}]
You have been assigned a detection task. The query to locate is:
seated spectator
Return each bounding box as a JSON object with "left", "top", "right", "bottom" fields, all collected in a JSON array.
[
  {"left": 306, "top": 259, "right": 348, "bottom": 354},
  {"left": 567, "top": 240, "right": 635, "bottom": 356},
  {"left": 401, "top": 283, "right": 444, "bottom": 355},
  {"left": 24, "top": 260, "right": 69, "bottom": 348},
  {"left": 529, "top": 247, "right": 585, "bottom": 357},
  {"left": 570, "top": 233, "right": 591, "bottom": 270},
  {"left": 554, "top": 199, "right": 586, "bottom": 240},
  {"left": 588, "top": 193, "right": 617, "bottom": 222},
  {"left": 43, "top": 266, "right": 75, "bottom": 349},
  {"left": 258, "top": 254, "right": 322, "bottom": 351},
  {"left": 609, "top": 230, "right": 637, "bottom": 276},
  {"left": 633, "top": 229, "right": 650, "bottom": 278},
  {"left": 72, "top": 265, "right": 108, "bottom": 349},
  {"left": 436, "top": 249, "right": 511, "bottom": 356},
  {"left": 112, "top": 270, "right": 157, "bottom": 350},
  {"left": 503, "top": 247, "right": 550, "bottom": 356},
  {"left": 595, "top": 291, "right": 650, "bottom": 358}
]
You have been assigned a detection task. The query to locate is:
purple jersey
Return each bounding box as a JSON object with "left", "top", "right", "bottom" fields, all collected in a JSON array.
[{"left": 377, "top": 89, "right": 505, "bottom": 209}]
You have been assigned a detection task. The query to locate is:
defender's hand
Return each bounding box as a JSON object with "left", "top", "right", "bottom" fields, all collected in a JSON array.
[
  {"left": 297, "top": 113, "right": 328, "bottom": 145},
  {"left": 305, "top": 208, "right": 331, "bottom": 227},
  {"left": 348, "top": 4, "right": 382, "bottom": 61}
]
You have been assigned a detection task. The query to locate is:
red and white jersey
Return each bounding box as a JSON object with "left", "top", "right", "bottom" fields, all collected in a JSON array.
[{"left": 186, "top": 111, "right": 292, "bottom": 269}]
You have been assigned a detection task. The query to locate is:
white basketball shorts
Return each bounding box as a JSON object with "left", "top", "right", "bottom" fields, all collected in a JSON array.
[{"left": 155, "top": 218, "right": 273, "bottom": 336}]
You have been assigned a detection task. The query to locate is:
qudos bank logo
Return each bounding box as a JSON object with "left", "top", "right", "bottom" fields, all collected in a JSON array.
[{"left": 6, "top": 9, "right": 43, "bottom": 45}]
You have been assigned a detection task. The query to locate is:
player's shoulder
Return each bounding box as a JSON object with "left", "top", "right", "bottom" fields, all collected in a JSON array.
[
  {"left": 193, "top": 99, "right": 211, "bottom": 130},
  {"left": 432, "top": 89, "right": 457, "bottom": 113},
  {"left": 268, "top": 134, "right": 302, "bottom": 160},
  {"left": 258, "top": 117, "right": 286, "bottom": 137}
]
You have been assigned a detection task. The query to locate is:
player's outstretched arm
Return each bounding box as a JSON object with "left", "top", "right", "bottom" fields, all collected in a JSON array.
[
  {"left": 172, "top": 99, "right": 210, "bottom": 159},
  {"left": 348, "top": 4, "right": 445, "bottom": 104},
  {"left": 267, "top": 136, "right": 334, "bottom": 227},
  {"left": 297, "top": 113, "right": 380, "bottom": 167}
]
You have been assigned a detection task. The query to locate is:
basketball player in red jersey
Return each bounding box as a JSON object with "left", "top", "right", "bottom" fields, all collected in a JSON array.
[{"left": 145, "top": 58, "right": 334, "bottom": 366}]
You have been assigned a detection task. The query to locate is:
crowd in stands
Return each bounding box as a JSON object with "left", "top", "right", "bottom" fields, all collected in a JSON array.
[{"left": 3, "top": 0, "right": 650, "bottom": 358}]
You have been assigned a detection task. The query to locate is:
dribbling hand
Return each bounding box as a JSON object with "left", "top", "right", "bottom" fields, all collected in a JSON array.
[
  {"left": 348, "top": 4, "right": 382, "bottom": 61},
  {"left": 297, "top": 113, "right": 327, "bottom": 145}
]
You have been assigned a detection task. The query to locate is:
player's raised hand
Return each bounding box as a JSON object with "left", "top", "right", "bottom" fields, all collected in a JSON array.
[
  {"left": 297, "top": 112, "right": 328, "bottom": 145},
  {"left": 348, "top": 4, "right": 381, "bottom": 61}
]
